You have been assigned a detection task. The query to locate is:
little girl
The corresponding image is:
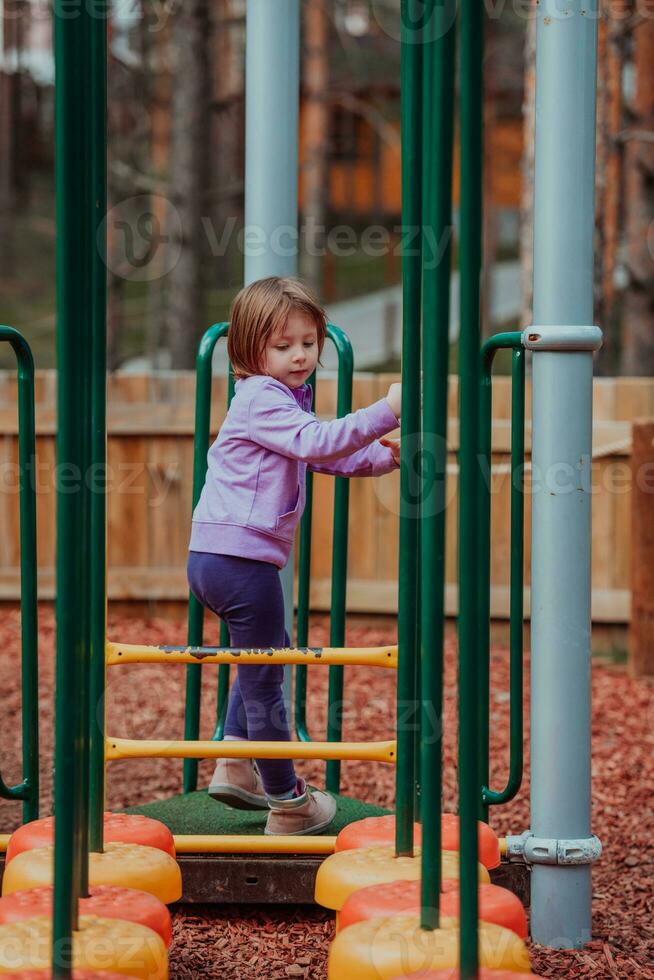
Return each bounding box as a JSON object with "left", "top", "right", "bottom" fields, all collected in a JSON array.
[{"left": 187, "top": 276, "right": 402, "bottom": 836}]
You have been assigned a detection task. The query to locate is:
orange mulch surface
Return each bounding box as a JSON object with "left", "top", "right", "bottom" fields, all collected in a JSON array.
[{"left": 0, "top": 608, "right": 653, "bottom": 978}]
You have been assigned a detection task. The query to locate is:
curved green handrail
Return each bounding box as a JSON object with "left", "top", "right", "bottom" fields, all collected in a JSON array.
[
  {"left": 478, "top": 331, "right": 526, "bottom": 813},
  {"left": 183, "top": 322, "right": 231, "bottom": 793},
  {"left": 184, "top": 321, "right": 354, "bottom": 793},
  {"left": 0, "top": 327, "right": 39, "bottom": 823}
]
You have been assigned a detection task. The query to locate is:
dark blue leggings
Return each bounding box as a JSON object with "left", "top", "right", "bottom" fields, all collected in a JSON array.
[{"left": 187, "top": 551, "right": 296, "bottom": 796}]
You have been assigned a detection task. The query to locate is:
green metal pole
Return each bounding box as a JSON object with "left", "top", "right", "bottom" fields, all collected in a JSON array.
[
  {"left": 212, "top": 624, "right": 232, "bottom": 741},
  {"left": 295, "top": 325, "right": 353, "bottom": 758},
  {"left": 413, "top": 537, "right": 422, "bottom": 821},
  {"left": 324, "top": 325, "right": 353, "bottom": 795},
  {"left": 75, "top": 0, "right": 107, "bottom": 894},
  {"left": 419, "top": 0, "right": 456, "bottom": 929},
  {"left": 213, "top": 365, "right": 236, "bottom": 740},
  {"left": 477, "top": 339, "right": 494, "bottom": 824},
  {"left": 295, "top": 370, "right": 317, "bottom": 742},
  {"left": 395, "top": 0, "right": 423, "bottom": 860},
  {"left": 184, "top": 323, "right": 229, "bottom": 791},
  {"left": 459, "top": 0, "right": 484, "bottom": 970},
  {"left": 88, "top": 0, "right": 109, "bottom": 859},
  {"left": 0, "top": 328, "right": 39, "bottom": 823},
  {"left": 53, "top": 1, "right": 92, "bottom": 967}
]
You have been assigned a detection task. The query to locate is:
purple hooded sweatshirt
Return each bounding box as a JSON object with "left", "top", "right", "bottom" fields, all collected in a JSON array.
[{"left": 189, "top": 374, "right": 400, "bottom": 568}]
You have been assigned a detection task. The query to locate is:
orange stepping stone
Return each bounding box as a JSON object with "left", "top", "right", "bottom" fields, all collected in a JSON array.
[
  {"left": 335, "top": 814, "right": 501, "bottom": 869},
  {"left": 0, "top": 915, "right": 167, "bottom": 978},
  {"left": 2, "top": 843, "right": 182, "bottom": 906},
  {"left": 0, "top": 885, "right": 172, "bottom": 947},
  {"left": 339, "top": 879, "right": 528, "bottom": 939},
  {"left": 5, "top": 814, "right": 175, "bottom": 865},
  {"left": 328, "top": 914, "right": 531, "bottom": 978}
]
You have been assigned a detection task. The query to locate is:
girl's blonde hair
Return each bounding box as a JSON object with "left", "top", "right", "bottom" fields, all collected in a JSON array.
[{"left": 227, "top": 276, "right": 327, "bottom": 379}]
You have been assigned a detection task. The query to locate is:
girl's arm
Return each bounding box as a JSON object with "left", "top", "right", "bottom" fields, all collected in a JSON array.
[
  {"left": 309, "top": 440, "right": 398, "bottom": 477},
  {"left": 248, "top": 386, "right": 399, "bottom": 464}
]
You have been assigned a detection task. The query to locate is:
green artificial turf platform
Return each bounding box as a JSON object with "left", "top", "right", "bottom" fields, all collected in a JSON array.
[{"left": 124, "top": 789, "right": 390, "bottom": 838}]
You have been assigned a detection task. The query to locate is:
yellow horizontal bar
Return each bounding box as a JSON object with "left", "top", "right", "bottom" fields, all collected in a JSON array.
[
  {"left": 0, "top": 830, "right": 337, "bottom": 857},
  {"left": 106, "top": 737, "right": 396, "bottom": 764},
  {"left": 173, "top": 834, "right": 336, "bottom": 855},
  {"left": 106, "top": 640, "right": 397, "bottom": 670}
]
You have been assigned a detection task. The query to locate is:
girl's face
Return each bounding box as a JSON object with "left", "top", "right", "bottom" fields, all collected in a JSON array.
[{"left": 263, "top": 312, "right": 320, "bottom": 389}]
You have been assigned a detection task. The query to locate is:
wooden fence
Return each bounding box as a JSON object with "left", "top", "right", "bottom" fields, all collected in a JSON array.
[{"left": 0, "top": 371, "right": 651, "bottom": 638}]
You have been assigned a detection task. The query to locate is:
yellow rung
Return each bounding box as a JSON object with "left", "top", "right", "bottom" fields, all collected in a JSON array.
[
  {"left": 173, "top": 834, "right": 336, "bottom": 855},
  {"left": 0, "top": 834, "right": 9, "bottom": 853},
  {"left": 106, "top": 736, "right": 397, "bottom": 764},
  {"left": 106, "top": 640, "right": 398, "bottom": 670}
]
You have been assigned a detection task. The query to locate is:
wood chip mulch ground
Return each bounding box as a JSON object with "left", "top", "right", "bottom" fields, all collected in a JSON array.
[{"left": 1, "top": 608, "right": 652, "bottom": 978}]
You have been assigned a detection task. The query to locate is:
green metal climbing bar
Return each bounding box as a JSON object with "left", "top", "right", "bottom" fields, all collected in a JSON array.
[
  {"left": 295, "top": 323, "right": 354, "bottom": 797},
  {"left": 87, "top": 5, "right": 109, "bottom": 858},
  {"left": 479, "top": 332, "right": 526, "bottom": 812},
  {"left": 395, "top": 0, "right": 423, "bottom": 861},
  {"left": 458, "top": 0, "right": 485, "bottom": 972},
  {"left": 53, "top": 0, "right": 106, "bottom": 966},
  {"left": 295, "top": 377, "right": 317, "bottom": 743},
  {"left": 0, "top": 327, "right": 39, "bottom": 825},
  {"left": 419, "top": 0, "right": 456, "bottom": 931},
  {"left": 321, "top": 326, "right": 353, "bottom": 795}
]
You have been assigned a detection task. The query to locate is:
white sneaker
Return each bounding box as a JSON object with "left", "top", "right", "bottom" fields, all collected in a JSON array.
[
  {"left": 208, "top": 758, "right": 268, "bottom": 811},
  {"left": 265, "top": 779, "right": 337, "bottom": 835}
]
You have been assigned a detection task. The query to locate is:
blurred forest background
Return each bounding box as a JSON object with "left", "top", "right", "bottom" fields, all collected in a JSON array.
[{"left": 0, "top": 0, "right": 652, "bottom": 375}]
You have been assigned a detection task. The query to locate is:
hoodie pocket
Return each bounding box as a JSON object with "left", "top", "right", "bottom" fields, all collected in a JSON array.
[{"left": 275, "top": 484, "right": 302, "bottom": 537}]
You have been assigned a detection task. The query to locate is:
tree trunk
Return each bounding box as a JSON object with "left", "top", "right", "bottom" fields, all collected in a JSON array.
[
  {"left": 519, "top": 15, "right": 536, "bottom": 329},
  {"left": 211, "top": 0, "right": 245, "bottom": 291},
  {"left": 167, "top": 0, "right": 211, "bottom": 369},
  {"left": 301, "top": 0, "right": 330, "bottom": 293},
  {"left": 620, "top": 18, "right": 654, "bottom": 376},
  {"left": 143, "top": 14, "right": 173, "bottom": 369},
  {"left": 595, "top": 0, "right": 626, "bottom": 375},
  {"left": 0, "top": 1, "right": 23, "bottom": 275}
]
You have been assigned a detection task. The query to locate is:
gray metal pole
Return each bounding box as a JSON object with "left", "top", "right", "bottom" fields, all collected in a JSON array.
[
  {"left": 528, "top": 0, "right": 602, "bottom": 948},
  {"left": 244, "top": 0, "right": 300, "bottom": 695}
]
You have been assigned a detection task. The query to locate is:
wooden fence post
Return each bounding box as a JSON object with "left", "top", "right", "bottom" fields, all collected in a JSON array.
[{"left": 630, "top": 419, "right": 654, "bottom": 676}]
